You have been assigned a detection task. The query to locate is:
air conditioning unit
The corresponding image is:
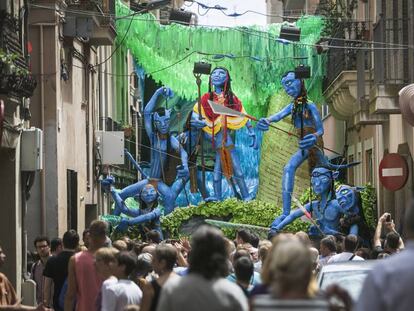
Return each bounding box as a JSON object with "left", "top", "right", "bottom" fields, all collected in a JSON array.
[
  {"left": 21, "top": 128, "right": 43, "bottom": 171},
  {"left": 95, "top": 131, "right": 124, "bottom": 164}
]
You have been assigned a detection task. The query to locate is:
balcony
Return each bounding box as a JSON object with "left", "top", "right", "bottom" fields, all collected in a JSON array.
[
  {"left": 0, "top": 12, "right": 37, "bottom": 101},
  {"left": 63, "top": 0, "right": 116, "bottom": 46},
  {"left": 322, "top": 21, "right": 386, "bottom": 124},
  {"left": 369, "top": 15, "right": 409, "bottom": 114}
]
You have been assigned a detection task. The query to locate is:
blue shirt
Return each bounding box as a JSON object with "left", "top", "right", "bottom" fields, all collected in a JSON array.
[{"left": 355, "top": 241, "right": 414, "bottom": 311}]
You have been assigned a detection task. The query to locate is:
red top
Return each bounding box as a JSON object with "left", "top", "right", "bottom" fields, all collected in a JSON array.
[{"left": 200, "top": 92, "right": 243, "bottom": 122}]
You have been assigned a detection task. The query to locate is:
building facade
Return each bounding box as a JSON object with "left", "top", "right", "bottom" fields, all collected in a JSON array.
[
  {"left": 322, "top": 0, "right": 414, "bottom": 228},
  {"left": 0, "top": 0, "right": 38, "bottom": 294}
]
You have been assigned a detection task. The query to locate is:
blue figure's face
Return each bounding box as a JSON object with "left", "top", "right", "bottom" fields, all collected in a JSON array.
[
  {"left": 210, "top": 68, "right": 228, "bottom": 87},
  {"left": 153, "top": 109, "right": 171, "bottom": 135},
  {"left": 311, "top": 167, "right": 332, "bottom": 195},
  {"left": 141, "top": 184, "right": 158, "bottom": 204},
  {"left": 281, "top": 72, "right": 302, "bottom": 98},
  {"left": 336, "top": 185, "right": 357, "bottom": 212}
]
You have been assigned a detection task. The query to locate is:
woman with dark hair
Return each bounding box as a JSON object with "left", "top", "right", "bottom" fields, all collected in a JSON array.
[
  {"left": 156, "top": 226, "right": 248, "bottom": 311},
  {"left": 140, "top": 244, "right": 178, "bottom": 311}
]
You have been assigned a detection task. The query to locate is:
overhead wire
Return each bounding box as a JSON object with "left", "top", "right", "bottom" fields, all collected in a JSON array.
[{"left": 28, "top": 2, "right": 413, "bottom": 50}]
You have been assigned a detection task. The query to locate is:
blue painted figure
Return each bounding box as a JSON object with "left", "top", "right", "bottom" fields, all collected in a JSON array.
[
  {"left": 257, "top": 71, "right": 353, "bottom": 226},
  {"left": 189, "top": 67, "right": 257, "bottom": 201},
  {"left": 144, "top": 86, "right": 189, "bottom": 184},
  {"left": 102, "top": 87, "right": 189, "bottom": 217},
  {"left": 101, "top": 177, "right": 163, "bottom": 236},
  {"left": 336, "top": 184, "right": 372, "bottom": 245},
  {"left": 270, "top": 167, "right": 343, "bottom": 237},
  {"left": 336, "top": 185, "right": 360, "bottom": 235},
  {"left": 116, "top": 184, "right": 163, "bottom": 237}
]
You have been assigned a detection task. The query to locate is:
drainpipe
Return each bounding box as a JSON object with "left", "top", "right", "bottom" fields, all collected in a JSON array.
[{"left": 39, "top": 25, "right": 46, "bottom": 235}]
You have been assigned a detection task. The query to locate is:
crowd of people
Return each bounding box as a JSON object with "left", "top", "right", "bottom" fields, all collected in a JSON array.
[{"left": 0, "top": 202, "right": 413, "bottom": 311}]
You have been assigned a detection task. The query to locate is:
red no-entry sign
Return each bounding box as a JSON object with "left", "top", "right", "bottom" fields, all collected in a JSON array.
[{"left": 379, "top": 153, "right": 409, "bottom": 191}]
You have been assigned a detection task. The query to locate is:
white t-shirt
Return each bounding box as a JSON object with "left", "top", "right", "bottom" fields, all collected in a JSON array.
[
  {"left": 156, "top": 273, "right": 248, "bottom": 311},
  {"left": 327, "top": 252, "right": 364, "bottom": 264},
  {"left": 102, "top": 279, "right": 142, "bottom": 311}
]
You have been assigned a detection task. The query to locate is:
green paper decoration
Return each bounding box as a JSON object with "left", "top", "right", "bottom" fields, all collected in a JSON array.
[{"left": 116, "top": 0, "right": 326, "bottom": 117}]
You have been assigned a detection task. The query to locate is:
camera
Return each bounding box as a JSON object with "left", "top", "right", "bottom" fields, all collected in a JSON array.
[
  {"left": 294, "top": 64, "right": 311, "bottom": 79},
  {"left": 193, "top": 62, "right": 212, "bottom": 75},
  {"left": 386, "top": 214, "right": 391, "bottom": 222}
]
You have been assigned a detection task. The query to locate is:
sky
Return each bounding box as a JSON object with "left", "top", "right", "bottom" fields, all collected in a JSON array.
[{"left": 184, "top": 0, "right": 267, "bottom": 27}]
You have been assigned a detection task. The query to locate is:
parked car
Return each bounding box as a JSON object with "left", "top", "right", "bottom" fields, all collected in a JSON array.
[{"left": 317, "top": 261, "right": 376, "bottom": 302}]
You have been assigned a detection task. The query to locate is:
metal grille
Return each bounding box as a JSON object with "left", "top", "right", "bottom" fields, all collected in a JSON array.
[{"left": 323, "top": 21, "right": 371, "bottom": 91}]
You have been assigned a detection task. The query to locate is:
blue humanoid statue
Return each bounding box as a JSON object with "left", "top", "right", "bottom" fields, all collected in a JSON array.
[
  {"left": 270, "top": 166, "right": 343, "bottom": 237},
  {"left": 336, "top": 184, "right": 372, "bottom": 244},
  {"left": 114, "top": 183, "right": 163, "bottom": 238},
  {"left": 257, "top": 71, "right": 353, "bottom": 226},
  {"left": 144, "top": 86, "right": 189, "bottom": 185},
  {"left": 189, "top": 67, "right": 257, "bottom": 201},
  {"left": 102, "top": 87, "right": 189, "bottom": 217}
]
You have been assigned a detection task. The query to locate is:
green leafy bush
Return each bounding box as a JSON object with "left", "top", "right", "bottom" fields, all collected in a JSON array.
[
  {"left": 161, "top": 198, "right": 310, "bottom": 239},
  {"left": 360, "top": 183, "right": 377, "bottom": 230}
]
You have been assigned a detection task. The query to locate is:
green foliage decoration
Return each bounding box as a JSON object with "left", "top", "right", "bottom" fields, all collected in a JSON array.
[
  {"left": 161, "top": 198, "right": 310, "bottom": 239},
  {"left": 115, "top": 0, "right": 326, "bottom": 118},
  {"left": 360, "top": 183, "right": 377, "bottom": 230}
]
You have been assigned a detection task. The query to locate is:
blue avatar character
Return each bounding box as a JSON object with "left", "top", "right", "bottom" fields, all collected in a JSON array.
[
  {"left": 189, "top": 67, "right": 257, "bottom": 201},
  {"left": 336, "top": 184, "right": 372, "bottom": 243},
  {"left": 144, "top": 86, "right": 189, "bottom": 185},
  {"left": 115, "top": 183, "right": 163, "bottom": 238},
  {"left": 270, "top": 167, "right": 344, "bottom": 237},
  {"left": 257, "top": 71, "right": 355, "bottom": 226},
  {"left": 102, "top": 87, "right": 189, "bottom": 216},
  {"left": 101, "top": 177, "right": 163, "bottom": 237}
]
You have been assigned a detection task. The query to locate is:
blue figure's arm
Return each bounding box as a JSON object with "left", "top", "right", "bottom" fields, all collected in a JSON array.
[
  {"left": 308, "top": 103, "right": 324, "bottom": 137},
  {"left": 111, "top": 181, "right": 147, "bottom": 216},
  {"left": 110, "top": 189, "right": 129, "bottom": 216},
  {"left": 144, "top": 87, "right": 173, "bottom": 137},
  {"left": 256, "top": 104, "right": 292, "bottom": 131},
  {"left": 274, "top": 208, "right": 305, "bottom": 231},
  {"left": 127, "top": 208, "right": 162, "bottom": 226},
  {"left": 117, "top": 208, "right": 162, "bottom": 232},
  {"left": 171, "top": 136, "right": 189, "bottom": 178},
  {"left": 268, "top": 103, "right": 293, "bottom": 123}
]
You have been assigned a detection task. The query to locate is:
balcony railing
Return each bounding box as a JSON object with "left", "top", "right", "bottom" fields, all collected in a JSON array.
[
  {"left": 373, "top": 16, "right": 409, "bottom": 85},
  {"left": 323, "top": 21, "right": 371, "bottom": 92}
]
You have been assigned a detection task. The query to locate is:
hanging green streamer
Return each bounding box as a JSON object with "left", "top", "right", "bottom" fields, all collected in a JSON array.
[{"left": 116, "top": 1, "right": 326, "bottom": 117}]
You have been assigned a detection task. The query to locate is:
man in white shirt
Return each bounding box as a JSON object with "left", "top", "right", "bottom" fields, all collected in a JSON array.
[
  {"left": 102, "top": 251, "right": 142, "bottom": 311},
  {"left": 328, "top": 235, "right": 364, "bottom": 263}
]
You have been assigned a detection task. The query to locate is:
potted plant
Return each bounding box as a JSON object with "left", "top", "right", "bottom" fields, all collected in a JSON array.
[{"left": 122, "top": 124, "right": 134, "bottom": 138}]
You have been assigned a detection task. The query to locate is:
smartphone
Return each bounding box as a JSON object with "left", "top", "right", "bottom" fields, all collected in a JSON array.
[{"left": 386, "top": 214, "right": 391, "bottom": 222}]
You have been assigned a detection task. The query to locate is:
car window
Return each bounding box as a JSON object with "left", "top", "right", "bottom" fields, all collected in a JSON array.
[{"left": 319, "top": 270, "right": 369, "bottom": 301}]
